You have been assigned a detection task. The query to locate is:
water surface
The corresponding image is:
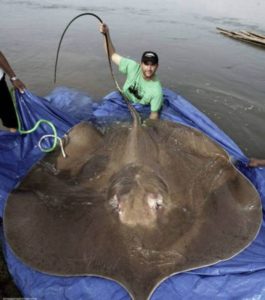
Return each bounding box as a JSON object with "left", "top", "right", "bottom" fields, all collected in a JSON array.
[{"left": 1, "top": 0, "right": 265, "bottom": 156}]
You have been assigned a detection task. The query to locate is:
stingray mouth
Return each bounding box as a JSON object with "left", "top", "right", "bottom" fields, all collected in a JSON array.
[{"left": 107, "top": 165, "right": 169, "bottom": 228}]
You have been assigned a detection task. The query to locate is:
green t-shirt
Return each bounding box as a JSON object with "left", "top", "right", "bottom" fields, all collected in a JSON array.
[{"left": 118, "top": 57, "right": 163, "bottom": 112}]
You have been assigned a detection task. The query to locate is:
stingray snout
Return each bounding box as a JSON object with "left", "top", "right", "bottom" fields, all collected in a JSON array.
[{"left": 109, "top": 191, "right": 166, "bottom": 228}]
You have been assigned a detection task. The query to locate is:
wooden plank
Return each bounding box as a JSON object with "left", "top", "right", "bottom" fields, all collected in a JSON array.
[
  {"left": 216, "top": 27, "right": 265, "bottom": 47},
  {"left": 247, "top": 31, "right": 265, "bottom": 39}
]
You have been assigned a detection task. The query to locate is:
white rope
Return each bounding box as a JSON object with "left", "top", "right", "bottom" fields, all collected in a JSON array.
[{"left": 38, "top": 134, "right": 67, "bottom": 158}]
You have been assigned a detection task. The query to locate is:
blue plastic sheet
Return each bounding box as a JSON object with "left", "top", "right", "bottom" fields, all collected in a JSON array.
[{"left": 1, "top": 87, "right": 265, "bottom": 299}]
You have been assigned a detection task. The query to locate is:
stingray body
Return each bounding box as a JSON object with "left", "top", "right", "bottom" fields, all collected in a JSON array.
[{"left": 4, "top": 114, "right": 262, "bottom": 299}]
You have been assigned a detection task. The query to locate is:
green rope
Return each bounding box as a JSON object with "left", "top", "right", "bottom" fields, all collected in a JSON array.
[{"left": 10, "top": 88, "right": 58, "bottom": 153}]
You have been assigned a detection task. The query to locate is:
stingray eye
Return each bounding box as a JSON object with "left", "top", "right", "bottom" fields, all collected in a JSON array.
[{"left": 147, "top": 193, "right": 163, "bottom": 210}]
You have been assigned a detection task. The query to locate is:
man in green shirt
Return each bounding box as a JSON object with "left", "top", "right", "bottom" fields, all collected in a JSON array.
[{"left": 100, "top": 24, "right": 163, "bottom": 120}]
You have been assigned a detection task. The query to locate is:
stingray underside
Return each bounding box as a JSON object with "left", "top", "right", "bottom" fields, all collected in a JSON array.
[{"left": 4, "top": 121, "right": 262, "bottom": 300}]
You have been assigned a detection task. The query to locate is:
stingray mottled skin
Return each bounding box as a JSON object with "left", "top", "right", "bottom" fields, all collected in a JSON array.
[{"left": 4, "top": 119, "right": 262, "bottom": 300}]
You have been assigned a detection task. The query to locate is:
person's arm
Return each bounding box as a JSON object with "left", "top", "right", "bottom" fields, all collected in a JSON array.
[
  {"left": 248, "top": 158, "right": 265, "bottom": 167},
  {"left": 99, "top": 24, "right": 122, "bottom": 66},
  {"left": 149, "top": 88, "right": 163, "bottom": 120},
  {"left": 0, "top": 51, "right": 25, "bottom": 93},
  {"left": 149, "top": 111, "right": 159, "bottom": 120}
]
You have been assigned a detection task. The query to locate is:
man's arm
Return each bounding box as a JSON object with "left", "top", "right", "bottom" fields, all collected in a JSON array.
[
  {"left": 149, "top": 111, "right": 159, "bottom": 120},
  {"left": 248, "top": 158, "right": 265, "bottom": 167},
  {"left": 99, "top": 24, "right": 122, "bottom": 66},
  {"left": 149, "top": 90, "right": 163, "bottom": 120},
  {"left": 0, "top": 51, "right": 25, "bottom": 93}
]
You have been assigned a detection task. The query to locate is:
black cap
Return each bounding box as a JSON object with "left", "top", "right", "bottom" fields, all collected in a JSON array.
[{"left": 141, "top": 51, "right": 159, "bottom": 65}]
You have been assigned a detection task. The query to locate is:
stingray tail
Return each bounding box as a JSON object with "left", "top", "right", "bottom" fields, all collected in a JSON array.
[
  {"left": 102, "top": 33, "right": 142, "bottom": 127},
  {"left": 121, "top": 93, "right": 142, "bottom": 128},
  {"left": 53, "top": 12, "right": 141, "bottom": 128}
]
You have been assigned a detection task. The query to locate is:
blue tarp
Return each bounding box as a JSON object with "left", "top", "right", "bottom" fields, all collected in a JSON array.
[{"left": 1, "top": 86, "right": 265, "bottom": 299}]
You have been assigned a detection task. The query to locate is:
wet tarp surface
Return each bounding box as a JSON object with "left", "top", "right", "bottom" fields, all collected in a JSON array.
[{"left": 0, "top": 87, "right": 265, "bottom": 300}]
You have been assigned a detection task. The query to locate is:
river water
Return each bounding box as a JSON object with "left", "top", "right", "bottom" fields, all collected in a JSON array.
[{"left": 1, "top": 0, "right": 265, "bottom": 156}]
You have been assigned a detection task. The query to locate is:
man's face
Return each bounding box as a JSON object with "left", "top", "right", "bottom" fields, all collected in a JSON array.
[{"left": 141, "top": 62, "right": 158, "bottom": 80}]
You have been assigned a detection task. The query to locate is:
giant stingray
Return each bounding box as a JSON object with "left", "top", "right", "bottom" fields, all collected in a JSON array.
[{"left": 3, "top": 100, "right": 262, "bottom": 299}]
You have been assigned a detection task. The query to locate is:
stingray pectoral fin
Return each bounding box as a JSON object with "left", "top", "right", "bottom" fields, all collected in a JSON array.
[
  {"left": 196, "top": 156, "right": 237, "bottom": 198},
  {"left": 180, "top": 127, "right": 229, "bottom": 159},
  {"left": 51, "top": 122, "right": 103, "bottom": 175},
  {"left": 4, "top": 181, "right": 107, "bottom": 275},
  {"left": 149, "top": 120, "right": 229, "bottom": 159}
]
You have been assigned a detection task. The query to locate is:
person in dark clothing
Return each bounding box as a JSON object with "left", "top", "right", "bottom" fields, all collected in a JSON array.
[{"left": 0, "top": 51, "right": 25, "bottom": 132}]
